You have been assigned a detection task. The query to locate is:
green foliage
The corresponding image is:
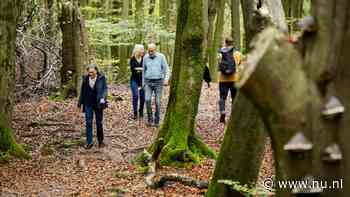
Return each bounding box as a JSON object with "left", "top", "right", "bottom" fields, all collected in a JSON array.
[
  {"left": 218, "top": 180, "right": 270, "bottom": 197},
  {"left": 85, "top": 16, "right": 175, "bottom": 47},
  {"left": 0, "top": 126, "right": 30, "bottom": 159}
]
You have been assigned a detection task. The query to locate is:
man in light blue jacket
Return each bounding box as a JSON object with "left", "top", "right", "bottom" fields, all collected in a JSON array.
[{"left": 143, "top": 43, "right": 169, "bottom": 127}]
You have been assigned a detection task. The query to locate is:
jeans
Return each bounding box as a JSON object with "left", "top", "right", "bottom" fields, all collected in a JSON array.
[
  {"left": 144, "top": 79, "right": 164, "bottom": 124},
  {"left": 219, "top": 82, "right": 237, "bottom": 114},
  {"left": 84, "top": 105, "right": 104, "bottom": 145},
  {"left": 130, "top": 79, "right": 145, "bottom": 116}
]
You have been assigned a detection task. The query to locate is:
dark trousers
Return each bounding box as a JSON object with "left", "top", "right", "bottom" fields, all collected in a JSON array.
[
  {"left": 130, "top": 79, "right": 145, "bottom": 116},
  {"left": 84, "top": 105, "right": 104, "bottom": 145},
  {"left": 219, "top": 82, "right": 237, "bottom": 113}
]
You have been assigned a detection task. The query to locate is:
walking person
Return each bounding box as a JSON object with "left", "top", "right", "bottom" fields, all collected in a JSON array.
[
  {"left": 143, "top": 43, "right": 169, "bottom": 127},
  {"left": 78, "top": 64, "right": 108, "bottom": 149},
  {"left": 217, "top": 37, "right": 241, "bottom": 123},
  {"left": 130, "top": 44, "right": 145, "bottom": 120}
]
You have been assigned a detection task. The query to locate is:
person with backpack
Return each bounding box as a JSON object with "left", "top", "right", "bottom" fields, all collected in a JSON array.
[
  {"left": 78, "top": 64, "right": 108, "bottom": 149},
  {"left": 143, "top": 43, "right": 169, "bottom": 128},
  {"left": 130, "top": 44, "right": 145, "bottom": 120},
  {"left": 217, "top": 37, "right": 241, "bottom": 123}
]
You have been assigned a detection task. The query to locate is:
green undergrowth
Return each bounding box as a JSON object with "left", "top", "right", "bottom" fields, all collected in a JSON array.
[{"left": 0, "top": 126, "right": 30, "bottom": 160}]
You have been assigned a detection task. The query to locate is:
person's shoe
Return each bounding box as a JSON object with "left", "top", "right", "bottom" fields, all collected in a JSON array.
[
  {"left": 220, "top": 113, "right": 226, "bottom": 123},
  {"left": 139, "top": 111, "right": 144, "bottom": 118},
  {"left": 84, "top": 143, "right": 93, "bottom": 149},
  {"left": 98, "top": 141, "right": 106, "bottom": 148},
  {"left": 133, "top": 112, "right": 138, "bottom": 120},
  {"left": 146, "top": 121, "right": 153, "bottom": 127}
]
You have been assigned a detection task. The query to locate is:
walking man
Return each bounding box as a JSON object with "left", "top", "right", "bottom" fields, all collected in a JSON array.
[
  {"left": 143, "top": 43, "right": 169, "bottom": 127},
  {"left": 218, "top": 37, "right": 241, "bottom": 123}
]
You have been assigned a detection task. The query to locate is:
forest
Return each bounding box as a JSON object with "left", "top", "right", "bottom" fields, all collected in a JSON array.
[{"left": 1, "top": 0, "right": 350, "bottom": 196}]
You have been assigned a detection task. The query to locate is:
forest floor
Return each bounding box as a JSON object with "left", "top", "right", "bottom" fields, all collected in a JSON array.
[{"left": 0, "top": 83, "right": 274, "bottom": 197}]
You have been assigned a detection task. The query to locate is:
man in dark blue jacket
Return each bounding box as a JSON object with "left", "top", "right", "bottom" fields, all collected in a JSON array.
[{"left": 78, "top": 64, "right": 108, "bottom": 149}]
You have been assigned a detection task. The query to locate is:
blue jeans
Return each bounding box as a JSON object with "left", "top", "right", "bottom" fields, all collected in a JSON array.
[
  {"left": 84, "top": 105, "right": 104, "bottom": 145},
  {"left": 219, "top": 82, "right": 237, "bottom": 114},
  {"left": 130, "top": 80, "right": 145, "bottom": 116},
  {"left": 144, "top": 79, "right": 163, "bottom": 124}
]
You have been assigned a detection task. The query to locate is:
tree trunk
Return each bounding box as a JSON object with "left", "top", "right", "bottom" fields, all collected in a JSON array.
[
  {"left": 231, "top": 0, "right": 241, "bottom": 50},
  {"left": 149, "top": 0, "right": 156, "bottom": 15},
  {"left": 282, "top": 0, "right": 304, "bottom": 32},
  {"left": 235, "top": 0, "right": 350, "bottom": 196},
  {"left": 206, "top": 95, "right": 266, "bottom": 197},
  {"left": 148, "top": 0, "right": 216, "bottom": 167},
  {"left": 135, "top": 0, "right": 144, "bottom": 43},
  {"left": 205, "top": 0, "right": 216, "bottom": 64},
  {"left": 207, "top": 1, "right": 287, "bottom": 196},
  {"left": 60, "top": 0, "right": 84, "bottom": 98},
  {"left": 208, "top": 0, "right": 225, "bottom": 82},
  {"left": 0, "top": 0, "right": 29, "bottom": 159},
  {"left": 44, "top": 0, "right": 55, "bottom": 39},
  {"left": 159, "top": 0, "right": 170, "bottom": 27},
  {"left": 122, "top": 0, "right": 129, "bottom": 19},
  {"left": 241, "top": 0, "right": 287, "bottom": 49}
]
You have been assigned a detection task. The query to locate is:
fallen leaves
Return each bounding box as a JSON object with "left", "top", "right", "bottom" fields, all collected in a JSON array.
[{"left": 0, "top": 83, "right": 274, "bottom": 196}]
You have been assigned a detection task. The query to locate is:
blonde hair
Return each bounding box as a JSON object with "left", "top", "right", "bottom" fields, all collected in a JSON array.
[{"left": 132, "top": 44, "right": 144, "bottom": 57}]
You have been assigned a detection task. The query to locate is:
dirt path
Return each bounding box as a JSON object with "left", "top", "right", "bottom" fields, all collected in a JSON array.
[{"left": 0, "top": 84, "right": 273, "bottom": 196}]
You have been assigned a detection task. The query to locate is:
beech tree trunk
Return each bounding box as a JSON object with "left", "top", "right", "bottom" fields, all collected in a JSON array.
[
  {"left": 148, "top": 0, "right": 156, "bottom": 15},
  {"left": 0, "top": 0, "right": 29, "bottom": 159},
  {"left": 231, "top": 0, "right": 241, "bottom": 49},
  {"left": 208, "top": 0, "right": 225, "bottom": 82},
  {"left": 44, "top": 0, "right": 55, "bottom": 39},
  {"left": 205, "top": 0, "right": 216, "bottom": 64},
  {"left": 282, "top": 0, "right": 304, "bottom": 32},
  {"left": 235, "top": 0, "right": 350, "bottom": 196},
  {"left": 207, "top": 1, "right": 286, "bottom": 196},
  {"left": 122, "top": 0, "right": 129, "bottom": 19},
  {"left": 60, "top": 0, "right": 84, "bottom": 98},
  {"left": 206, "top": 95, "right": 266, "bottom": 196},
  {"left": 135, "top": 0, "right": 144, "bottom": 43},
  {"left": 160, "top": 0, "right": 170, "bottom": 27},
  {"left": 148, "top": 0, "right": 215, "bottom": 167}
]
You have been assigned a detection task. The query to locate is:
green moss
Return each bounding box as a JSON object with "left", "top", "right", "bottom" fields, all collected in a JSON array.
[
  {"left": 157, "top": 133, "right": 216, "bottom": 167},
  {"left": 0, "top": 126, "right": 30, "bottom": 159},
  {"left": 0, "top": 151, "right": 12, "bottom": 163}
]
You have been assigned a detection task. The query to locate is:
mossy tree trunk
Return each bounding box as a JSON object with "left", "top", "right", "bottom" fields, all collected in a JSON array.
[
  {"left": 206, "top": 95, "right": 266, "bottom": 197},
  {"left": 231, "top": 0, "right": 241, "bottom": 50},
  {"left": 207, "top": 1, "right": 286, "bottom": 196},
  {"left": 0, "top": 0, "right": 29, "bottom": 159},
  {"left": 60, "top": 0, "right": 84, "bottom": 98},
  {"left": 208, "top": 0, "right": 225, "bottom": 82},
  {"left": 148, "top": 0, "right": 216, "bottom": 167},
  {"left": 235, "top": 0, "right": 350, "bottom": 196}
]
